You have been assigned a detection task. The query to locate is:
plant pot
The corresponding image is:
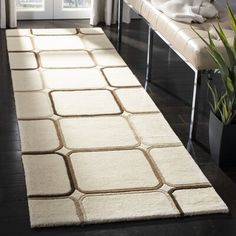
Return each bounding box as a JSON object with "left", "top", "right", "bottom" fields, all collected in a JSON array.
[{"left": 209, "top": 111, "right": 236, "bottom": 167}]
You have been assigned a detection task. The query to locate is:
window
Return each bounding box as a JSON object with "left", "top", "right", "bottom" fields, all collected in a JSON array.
[
  {"left": 54, "top": 0, "right": 91, "bottom": 19},
  {"left": 17, "top": 0, "right": 92, "bottom": 20},
  {"left": 63, "top": 0, "right": 91, "bottom": 8},
  {"left": 16, "top": 0, "right": 44, "bottom": 11}
]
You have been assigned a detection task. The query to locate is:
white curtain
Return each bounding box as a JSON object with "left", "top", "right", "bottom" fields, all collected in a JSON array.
[
  {"left": 0, "top": 0, "right": 17, "bottom": 28},
  {"left": 90, "top": 0, "right": 131, "bottom": 26}
]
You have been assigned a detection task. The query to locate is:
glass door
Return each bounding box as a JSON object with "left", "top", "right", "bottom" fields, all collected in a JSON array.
[
  {"left": 16, "top": 0, "right": 54, "bottom": 19},
  {"left": 54, "top": 0, "right": 91, "bottom": 19},
  {"left": 17, "top": 0, "right": 91, "bottom": 20}
]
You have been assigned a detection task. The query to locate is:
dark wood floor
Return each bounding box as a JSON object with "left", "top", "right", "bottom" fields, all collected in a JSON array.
[{"left": 0, "top": 19, "right": 236, "bottom": 236}]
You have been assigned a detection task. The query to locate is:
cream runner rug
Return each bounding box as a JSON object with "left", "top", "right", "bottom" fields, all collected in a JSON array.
[{"left": 6, "top": 28, "right": 228, "bottom": 228}]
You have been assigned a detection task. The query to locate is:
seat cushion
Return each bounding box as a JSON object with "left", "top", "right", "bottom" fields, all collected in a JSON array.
[{"left": 126, "top": 0, "right": 234, "bottom": 70}]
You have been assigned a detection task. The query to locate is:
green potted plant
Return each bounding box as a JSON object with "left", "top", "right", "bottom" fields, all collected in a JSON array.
[{"left": 193, "top": 4, "right": 236, "bottom": 167}]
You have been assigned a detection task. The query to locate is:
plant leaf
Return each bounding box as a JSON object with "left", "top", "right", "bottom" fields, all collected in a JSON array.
[
  {"left": 206, "top": 31, "right": 230, "bottom": 78},
  {"left": 226, "top": 76, "right": 235, "bottom": 92},
  {"left": 227, "top": 3, "right": 236, "bottom": 32},
  {"left": 214, "top": 24, "right": 236, "bottom": 70}
]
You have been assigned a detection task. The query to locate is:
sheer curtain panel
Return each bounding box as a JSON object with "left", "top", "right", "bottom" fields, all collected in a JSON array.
[
  {"left": 0, "top": 0, "right": 17, "bottom": 28},
  {"left": 90, "top": 0, "right": 130, "bottom": 26}
]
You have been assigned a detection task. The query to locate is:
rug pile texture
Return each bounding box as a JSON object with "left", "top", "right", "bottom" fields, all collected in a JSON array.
[{"left": 6, "top": 28, "right": 228, "bottom": 228}]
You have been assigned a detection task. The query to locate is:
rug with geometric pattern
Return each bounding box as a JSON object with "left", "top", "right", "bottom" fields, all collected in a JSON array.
[{"left": 6, "top": 27, "right": 228, "bottom": 228}]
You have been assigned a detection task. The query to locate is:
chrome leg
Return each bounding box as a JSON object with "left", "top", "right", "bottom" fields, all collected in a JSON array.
[
  {"left": 117, "top": 0, "right": 123, "bottom": 51},
  {"left": 145, "top": 25, "right": 154, "bottom": 83},
  {"left": 189, "top": 70, "right": 201, "bottom": 142}
]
